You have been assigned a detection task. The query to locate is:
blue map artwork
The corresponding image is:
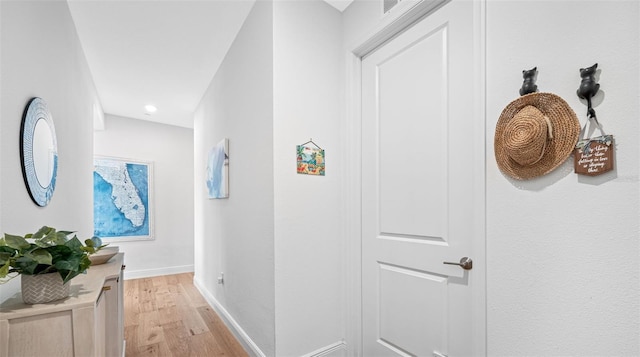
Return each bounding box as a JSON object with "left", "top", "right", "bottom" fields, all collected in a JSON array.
[{"left": 94, "top": 159, "right": 150, "bottom": 238}]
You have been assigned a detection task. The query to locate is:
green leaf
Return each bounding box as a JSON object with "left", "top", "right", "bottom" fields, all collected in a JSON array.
[
  {"left": 58, "top": 269, "right": 79, "bottom": 284},
  {"left": 47, "top": 245, "right": 71, "bottom": 264},
  {"left": 32, "top": 226, "right": 52, "bottom": 239},
  {"left": 0, "top": 245, "right": 16, "bottom": 254},
  {"left": 0, "top": 251, "right": 12, "bottom": 265},
  {"left": 79, "top": 255, "right": 91, "bottom": 271},
  {"left": 54, "top": 255, "right": 81, "bottom": 273},
  {"left": 4, "top": 234, "right": 30, "bottom": 250},
  {"left": 54, "top": 232, "right": 69, "bottom": 244},
  {"left": 0, "top": 260, "right": 10, "bottom": 278},
  {"left": 54, "top": 260, "right": 74, "bottom": 272},
  {"left": 14, "top": 256, "right": 38, "bottom": 275},
  {"left": 42, "top": 230, "right": 67, "bottom": 246},
  {"left": 34, "top": 239, "right": 51, "bottom": 248},
  {"left": 65, "top": 237, "right": 83, "bottom": 250},
  {"left": 25, "top": 248, "right": 53, "bottom": 265}
]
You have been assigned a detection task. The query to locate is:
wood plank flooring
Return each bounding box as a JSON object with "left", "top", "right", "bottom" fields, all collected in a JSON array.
[{"left": 124, "top": 273, "right": 248, "bottom": 357}]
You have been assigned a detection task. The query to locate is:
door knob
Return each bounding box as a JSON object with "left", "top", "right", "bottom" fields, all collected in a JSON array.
[{"left": 443, "top": 257, "right": 473, "bottom": 270}]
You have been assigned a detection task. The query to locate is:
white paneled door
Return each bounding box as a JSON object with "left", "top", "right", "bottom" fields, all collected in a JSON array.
[{"left": 362, "top": 1, "right": 477, "bottom": 356}]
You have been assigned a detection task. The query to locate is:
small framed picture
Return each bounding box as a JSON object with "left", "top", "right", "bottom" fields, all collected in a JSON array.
[{"left": 297, "top": 144, "right": 325, "bottom": 176}]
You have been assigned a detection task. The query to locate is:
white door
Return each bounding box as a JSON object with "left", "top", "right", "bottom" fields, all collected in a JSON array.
[{"left": 362, "top": 1, "right": 478, "bottom": 356}]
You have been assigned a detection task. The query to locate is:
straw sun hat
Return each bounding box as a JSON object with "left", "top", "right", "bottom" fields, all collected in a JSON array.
[{"left": 494, "top": 92, "right": 581, "bottom": 180}]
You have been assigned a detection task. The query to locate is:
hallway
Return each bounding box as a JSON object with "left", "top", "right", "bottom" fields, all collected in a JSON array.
[{"left": 0, "top": 1, "right": 637, "bottom": 355}]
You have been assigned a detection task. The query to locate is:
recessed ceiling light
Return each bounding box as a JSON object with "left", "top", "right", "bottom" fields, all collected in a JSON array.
[{"left": 144, "top": 104, "right": 157, "bottom": 113}]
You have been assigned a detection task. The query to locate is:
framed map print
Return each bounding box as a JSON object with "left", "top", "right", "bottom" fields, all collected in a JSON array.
[{"left": 93, "top": 156, "right": 154, "bottom": 241}]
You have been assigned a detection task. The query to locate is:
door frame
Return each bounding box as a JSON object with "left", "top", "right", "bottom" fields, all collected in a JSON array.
[{"left": 344, "top": 0, "right": 487, "bottom": 355}]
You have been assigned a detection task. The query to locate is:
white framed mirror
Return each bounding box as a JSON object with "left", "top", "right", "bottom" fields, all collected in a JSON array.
[{"left": 20, "top": 97, "right": 58, "bottom": 207}]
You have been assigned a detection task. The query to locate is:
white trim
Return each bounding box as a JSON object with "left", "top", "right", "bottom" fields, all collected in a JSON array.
[
  {"left": 302, "top": 341, "right": 347, "bottom": 357},
  {"left": 352, "top": 0, "right": 450, "bottom": 57},
  {"left": 123, "top": 264, "right": 193, "bottom": 280},
  {"left": 192, "top": 277, "right": 266, "bottom": 357},
  {"left": 344, "top": 43, "right": 364, "bottom": 357},
  {"left": 345, "top": 0, "right": 487, "bottom": 355}
]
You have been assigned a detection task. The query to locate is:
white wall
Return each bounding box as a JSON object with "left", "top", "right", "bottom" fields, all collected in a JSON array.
[
  {"left": 194, "top": 1, "right": 346, "bottom": 355},
  {"left": 273, "top": 2, "right": 344, "bottom": 356},
  {"left": 193, "top": 2, "right": 276, "bottom": 356},
  {"left": 94, "top": 114, "right": 194, "bottom": 279},
  {"left": 485, "top": 1, "right": 639, "bottom": 355},
  {"left": 0, "top": 1, "right": 100, "bottom": 301},
  {"left": 344, "top": 0, "right": 639, "bottom": 355}
]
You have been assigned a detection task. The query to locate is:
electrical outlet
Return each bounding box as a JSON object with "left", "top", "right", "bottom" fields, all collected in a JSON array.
[{"left": 217, "top": 272, "right": 224, "bottom": 285}]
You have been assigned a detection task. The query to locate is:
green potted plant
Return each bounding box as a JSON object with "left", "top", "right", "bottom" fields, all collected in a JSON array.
[{"left": 0, "top": 226, "right": 105, "bottom": 304}]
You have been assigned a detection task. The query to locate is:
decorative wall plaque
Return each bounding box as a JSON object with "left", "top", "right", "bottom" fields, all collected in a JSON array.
[
  {"left": 574, "top": 135, "right": 614, "bottom": 176},
  {"left": 297, "top": 139, "right": 325, "bottom": 176}
]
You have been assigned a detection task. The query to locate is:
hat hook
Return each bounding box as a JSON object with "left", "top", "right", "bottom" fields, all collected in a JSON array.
[
  {"left": 519, "top": 67, "right": 538, "bottom": 96},
  {"left": 576, "top": 63, "right": 600, "bottom": 119}
]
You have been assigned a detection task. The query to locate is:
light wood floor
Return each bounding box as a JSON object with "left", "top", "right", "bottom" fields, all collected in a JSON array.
[{"left": 124, "top": 273, "right": 248, "bottom": 357}]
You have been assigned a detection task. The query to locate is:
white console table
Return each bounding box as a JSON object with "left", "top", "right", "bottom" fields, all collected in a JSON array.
[{"left": 0, "top": 253, "right": 125, "bottom": 357}]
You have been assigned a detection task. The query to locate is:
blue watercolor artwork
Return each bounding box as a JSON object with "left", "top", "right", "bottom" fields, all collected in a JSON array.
[
  {"left": 206, "top": 139, "right": 229, "bottom": 199},
  {"left": 94, "top": 157, "right": 153, "bottom": 240}
]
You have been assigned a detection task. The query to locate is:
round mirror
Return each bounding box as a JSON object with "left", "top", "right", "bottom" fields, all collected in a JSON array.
[{"left": 20, "top": 97, "right": 58, "bottom": 207}]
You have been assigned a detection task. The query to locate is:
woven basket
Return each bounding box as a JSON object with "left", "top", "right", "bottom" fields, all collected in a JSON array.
[{"left": 21, "top": 273, "right": 70, "bottom": 304}]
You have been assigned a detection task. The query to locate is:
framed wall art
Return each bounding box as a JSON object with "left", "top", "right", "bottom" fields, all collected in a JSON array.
[
  {"left": 93, "top": 156, "right": 154, "bottom": 241},
  {"left": 206, "top": 138, "right": 229, "bottom": 199},
  {"left": 297, "top": 139, "right": 325, "bottom": 176}
]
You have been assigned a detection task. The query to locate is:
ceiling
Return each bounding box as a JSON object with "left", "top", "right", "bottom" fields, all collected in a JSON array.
[{"left": 68, "top": 0, "right": 353, "bottom": 129}]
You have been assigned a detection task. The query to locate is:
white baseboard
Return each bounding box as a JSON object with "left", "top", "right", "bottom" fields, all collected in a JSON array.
[
  {"left": 193, "top": 277, "right": 266, "bottom": 357},
  {"left": 123, "top": 265, "right": 194, "bottom": 280},
  {"left": 302, "top": 341, "right": 347, "bottom": 357}
]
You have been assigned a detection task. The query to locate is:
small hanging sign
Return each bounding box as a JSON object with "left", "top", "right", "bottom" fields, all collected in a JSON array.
[
  {"left": 297, "top": 139, "right": 325, "bottom": 176},
  {"left": 574, "top": 135, "right": 614, "bottom": 176}
]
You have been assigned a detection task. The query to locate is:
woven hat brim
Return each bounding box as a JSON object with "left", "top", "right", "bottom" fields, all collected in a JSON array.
[{"left": 494, "top": 92, "right": 580, "bottom": 180}]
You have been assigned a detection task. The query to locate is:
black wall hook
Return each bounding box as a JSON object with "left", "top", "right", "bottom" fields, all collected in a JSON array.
[
  {"left": 577, "top": 63, "right": 600, "bottom": 118},
  {"left": 519, "top": 67, "right": 538, "bottom": 96}
]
